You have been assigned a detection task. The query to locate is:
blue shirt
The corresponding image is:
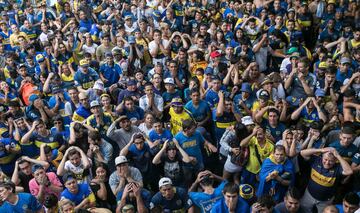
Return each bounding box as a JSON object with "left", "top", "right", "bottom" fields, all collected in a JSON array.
[
  {"left": 150, "top": 187, "right": 193, "bottom": 211},
  {"left": 189, "top": 181, "right": 227, "bottom": 213},
  {"left": 0, "top": 193, "right": 43, "bottom": 212},
  {"left": 261, "top": 119, "right": 286, "bottom": 142},
  {"left": 211, "top": 197, "right": 250, "bottom": 213},
  {"left": 61, "top": 183, "right": 93, "bottom": 205},
  {"left": 99, "top": 63, "right": 122, "bottom": 87},
  {"left": 185, "top": 100, "right": 211, "bottom": 123},
  {"left": 74, "top": 68, "right": 99, "bottom": 90},
  {"left": 307, "top": 156, "right": 343, "bottom": 201},
  {"left": 329, "top": 141, "right": 358, "bottom": 162},
  {"left": 121, "top": 107, "right": 145, "bottom": 123},
  {"left": 175, "top": 131, "right": 205, "bottom": 167},
  {"left": 205, "top": 89, "right": 219, "bottom": 109}
]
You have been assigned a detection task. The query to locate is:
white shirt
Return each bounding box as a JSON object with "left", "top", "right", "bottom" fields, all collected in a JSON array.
[{"left": 139, "top": 94, "right": 164, "bottom": 112}]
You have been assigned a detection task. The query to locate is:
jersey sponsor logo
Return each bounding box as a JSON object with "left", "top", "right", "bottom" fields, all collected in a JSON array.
[
  {"left": 182, "top": 140, "right": 196, "bottom": 148},
  {"left": 310, "top": 168, "right": 336, "bottom": 187}
]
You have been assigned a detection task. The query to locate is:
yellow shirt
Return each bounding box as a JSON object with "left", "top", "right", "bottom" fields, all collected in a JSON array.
[
  {"left": 245, "top": 136, "right": 274, "bottom": 174},
  {"left": 169, "top": 107, "right": 192, "bottom": 136}
]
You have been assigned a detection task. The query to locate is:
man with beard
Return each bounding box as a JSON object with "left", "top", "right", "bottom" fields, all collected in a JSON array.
[
  {"left": 275, "top": 187, "right": 305, "bottom": 213},
  {"left": 72, "top": 92, "right": 92, "bottom": 122},
  {"left": 107, "top": 115, "right": 141, "bottom": 152}
]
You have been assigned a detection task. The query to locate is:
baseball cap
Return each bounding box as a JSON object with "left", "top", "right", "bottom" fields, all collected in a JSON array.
[
  {"left": 164, "top": 78, "right": 175, "bottom": 85},
  {"left": 122, "top": 204, "right": 135, "bottom": 213},
  {"left": 204, "top": 67, "right": 214, "bottom": 75},
  {"left": 112, "top": 47, "right": 122, "bottom": 55},
  {"left": 240, "top": 83, "right": 252, "bottom": 93},
  {"left": 287, "top": 47, "right": 298, "bottom": 55},
  {"left": 318, "top": 62, "right": 328, "bottom": 69},
  {"left": 210, "top": 51, "right": 221, "bottom": 59},
  {"left": 315, "top": 89, "right": 326, "bottom": 97},
  {"left": 118, "top": 115, "right": 129, "bottom": 122},
  {"left": 124, "top": 15, "right": 132, "bottom": 20},
  {"left": 115, "top": 156, "right": 128, "bottom": 166},
  {"left": 327, "top": 0, "right": 336, "bottom": 4},
  {"left": 93, "top": 80, "right": 104, "bottom": 91},
  {"left": 239, "top": 184, "right": 254, "bottom": 200},
  {"left": 18, "top": 63, "right": 26, "bottom": 69},
  {"left": 79, "top": 59, "right": 89, "bottom": 67},
  {"left": 105, "top": 52, "right": 113, "bottom": 57},
  {"left": 288, "top": 8, "right": 295, "bottom": 13},
  {"left": 127, "top": 79, "right": 137, "bottom": 86},
  {"left": 340, "top": 57, "right": 351, "bottom": 64},
  {"left": 260, "top": 77, "right": 273, "bottom": 87},
  {"left": 31, "top": 164, "right": 44, "bottom": 173},
  {"left": 152, "top": 10, "right": 162, "bottom": 20},
  {"left": 128, "top": 36, "right": 136, "bottom": 44},
  {"left": 258, "top": 90, "right": 270, "bottom": 101},
  {"left": 159, "top": 177, "right": 173, "bottom": 188},
  {"left": 241, "top": 116, "right": 255, "bottom": 126},
  {"left": 171, "top": 97, "right": 183, "bottom": 106},
  {"left": 289, "top": 52, "right": 300, "bottom": 59},
  {"left": 36, "top": 54, "right": 45, "bottom": 63},
  {"left": 90, "top": 100, "right": 101, "bottom": 108}
]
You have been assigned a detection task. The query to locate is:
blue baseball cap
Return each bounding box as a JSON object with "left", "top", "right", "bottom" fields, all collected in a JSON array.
[
  {"left": 240, "top": 83, "right": 252, "bottom": 93},
  {"left": 29, "top": 94, "right": 39, "bottom": 103},
  {"left": 204, "top": 67, "right": 214, "bottom": 75}
]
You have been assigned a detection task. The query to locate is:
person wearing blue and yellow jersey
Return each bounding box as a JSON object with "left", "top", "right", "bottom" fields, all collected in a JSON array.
[
  {"left": 20, "top": 20, "right": 38, "bottom": 41},
  {"left": 169, "top": 97, "right": 193, "bottom": 136},
  {"left": 240, "top": 126, "right": 275, "bottom": 188},
  {"left": 86, "top": 100, "right": 113, "bottom": 139},
  {"left": 47, "top": 86, "right": 72, "bottom": 125},
  {"left": 290, "top": 97, "right": 327, "bottom": 125},
  {"left": 99, "top": 52, "right": 122, "bottom": 88},
  {"left": 0, "top": 21, "right": 12, "bottom": 51},
  {"left": 54, "top": 40, "right": 75, "bottom": 68},
  {"left": 205, "top": 76, "right": 223, "bottom": 109},
  {"left": 74, "top": 59, "right": 99, "bottom": 93},
  {"left": 0, "top": 137, "right": 21, "bottom": 176},
  {"left": 252, "top": 90, "right": 274, "bottom": 120},
  {"left": 61, "top": 173, "right": 96, "bottom": 209},
  {"left": 297, "top": 2, "right": 314, "bottom": 48},
  {"left": 20, "top": 119, "right": 65, "bottom": 157},
  {"left": 213, "top": 91, "right": 240, "bottom": 143},
  {"left": 72, "top": 92, "right": 91, "bottom": 122},
  {"left": 300, "top": 147, "right": 353, "bottom": 213},
  {"left": 329, "top": 126, "right": 357, "bottom": 163},
  {"left": 257, "top": 145, "right": 295, "bottom": 203}
]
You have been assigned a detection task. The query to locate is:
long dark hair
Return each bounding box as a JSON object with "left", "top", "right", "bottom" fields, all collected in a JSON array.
[{"left": 234, "top": 122, "right": 250, "bottom": 141}]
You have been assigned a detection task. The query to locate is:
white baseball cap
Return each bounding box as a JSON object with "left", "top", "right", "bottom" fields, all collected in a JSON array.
[
  {"left": 115, "top": 156, "right": 128, "bottom": 166},
  {"left": 164, "top": 78, "right": 175, "bottom": 85},
  {"left": 158, "top": 177, "right": 172, "bottom": 188},
  {"left": 241, "top": 116, "right": 255, "bottom": 126}
]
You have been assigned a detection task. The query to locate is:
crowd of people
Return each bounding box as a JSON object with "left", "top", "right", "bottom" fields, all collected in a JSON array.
[{"left": 0, "top": 0, "right": 359, "bottom": 212}]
